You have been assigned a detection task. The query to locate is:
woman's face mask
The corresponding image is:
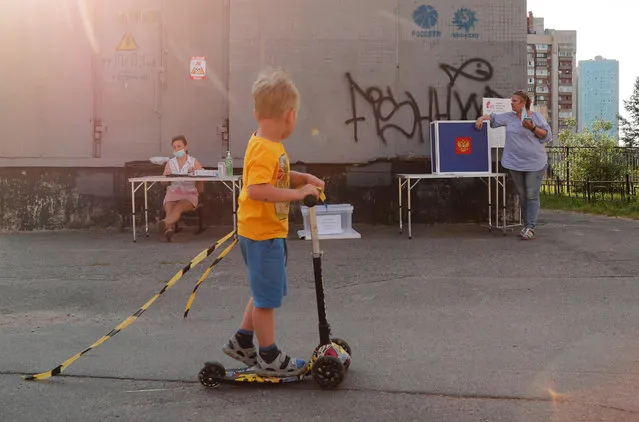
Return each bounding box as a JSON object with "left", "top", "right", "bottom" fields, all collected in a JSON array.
[{"left": 173, "top": 149, "right": 186, "bottom": 158}]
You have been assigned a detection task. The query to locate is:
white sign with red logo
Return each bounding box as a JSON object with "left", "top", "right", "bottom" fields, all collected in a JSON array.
[
  {"left": 482, "top": 98, "right": 510, "bottom": 148},
  {"left": 482, "top": 97, "right": 511, "bottom": 115},
  {"left": 190, "top": 57, "right": 207, "bottom": 80}
]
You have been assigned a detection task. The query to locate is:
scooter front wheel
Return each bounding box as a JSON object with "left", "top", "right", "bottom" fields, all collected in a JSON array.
[
  {"left": 331, "top": 337, "right": 352, "bottom": 356},
  {"left": 312, "top": 356, "right": 345, "bottom": 389}
]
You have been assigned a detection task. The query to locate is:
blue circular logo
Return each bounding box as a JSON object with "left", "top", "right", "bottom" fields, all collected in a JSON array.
[
  {"left": 413, "top": 5, "right": 439, "bottom": 29},
  {"left": 453, "top": 8, "right": 478, "bottom": 32}
]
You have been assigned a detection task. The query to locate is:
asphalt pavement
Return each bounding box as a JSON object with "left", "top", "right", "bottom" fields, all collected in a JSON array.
[{"left": 1, "top": 210, "right": 639, "bottom": 421}]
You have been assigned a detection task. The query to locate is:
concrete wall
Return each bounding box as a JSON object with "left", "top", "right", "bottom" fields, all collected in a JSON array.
[
  {"left": 0, "top": 0, "right": 526, "bottom": 230},
  {"left": 229, "top": 0, "right": 526, "bottom": 163}
]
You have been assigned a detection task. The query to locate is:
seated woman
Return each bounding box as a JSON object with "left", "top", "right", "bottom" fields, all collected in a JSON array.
[{"left": 159, "top": 135, "right": 203, "bottom": 242}]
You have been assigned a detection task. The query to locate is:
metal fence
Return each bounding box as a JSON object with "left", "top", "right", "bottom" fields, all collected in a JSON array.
[{"left": 543, "top": 146, "right": 639, "bottom": 202}]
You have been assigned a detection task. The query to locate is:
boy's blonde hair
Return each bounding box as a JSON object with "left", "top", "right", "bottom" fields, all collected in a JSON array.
[{"left": 252, "top": 68, "right": 300, "bottom": 119}]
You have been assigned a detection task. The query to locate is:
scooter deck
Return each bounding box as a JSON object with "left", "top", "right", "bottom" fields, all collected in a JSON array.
[{"left": 199, "top": 362, "right": 311, "bottom": 387}]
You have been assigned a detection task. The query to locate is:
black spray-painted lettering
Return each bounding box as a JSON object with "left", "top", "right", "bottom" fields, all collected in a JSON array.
[{"left": 345, "top": 58, "right": 503, "bottom": 144}]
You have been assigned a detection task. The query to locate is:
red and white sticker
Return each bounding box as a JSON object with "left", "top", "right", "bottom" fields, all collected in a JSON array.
[{"left": 190, "top": 57, "right": 206, "bottom": 80}]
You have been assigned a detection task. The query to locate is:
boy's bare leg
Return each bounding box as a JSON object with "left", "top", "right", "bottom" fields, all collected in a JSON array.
[
  {"left": 253, "top": 307, "right": 275, "bottom": 347},
  {"left": 239, "top": 298, "right": 255, "bottom": 332}
]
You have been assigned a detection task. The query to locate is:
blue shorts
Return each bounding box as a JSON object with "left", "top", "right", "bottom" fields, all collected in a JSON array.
[{"left": 239, "top": 235, "right": 288, "bottom": 309}]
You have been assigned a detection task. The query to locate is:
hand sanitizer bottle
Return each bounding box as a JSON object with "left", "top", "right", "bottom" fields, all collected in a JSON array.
[{"left": 225, "top": 151, "right": 233, "bottom": 177}]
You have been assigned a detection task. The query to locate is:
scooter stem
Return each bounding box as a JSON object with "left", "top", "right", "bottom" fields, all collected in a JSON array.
[{"left": 304, "top": 194, "right": 332, "bottom": 346}]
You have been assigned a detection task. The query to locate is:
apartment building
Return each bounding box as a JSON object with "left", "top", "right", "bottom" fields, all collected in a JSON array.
[
  {"left": 526, "top": 12, "right": 577, "bottom": 138},
  {"left": 577, "top": 56, "right": 620, "bottom": 139}
]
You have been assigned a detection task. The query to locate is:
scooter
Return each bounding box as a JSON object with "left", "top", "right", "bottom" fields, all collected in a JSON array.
[{"left": 198, "top": 193, "right": 352, "bottom": 389}]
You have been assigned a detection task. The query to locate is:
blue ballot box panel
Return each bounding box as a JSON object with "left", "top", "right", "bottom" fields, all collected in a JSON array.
[{"left": 430, "top": 121, "right": 491, "bottom": 174}]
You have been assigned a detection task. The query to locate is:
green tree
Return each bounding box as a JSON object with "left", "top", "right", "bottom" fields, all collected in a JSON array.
[
  {"left": 619, "top": 76, "right": 639, "bottom": 147},
  {"left": 556, "top": 118, "right": 627, "bottom": 182}
]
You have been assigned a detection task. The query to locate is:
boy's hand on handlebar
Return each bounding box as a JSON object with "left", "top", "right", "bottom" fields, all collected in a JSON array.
[{"left": 298, "top": 184, "right": 320, "bottom": 200}]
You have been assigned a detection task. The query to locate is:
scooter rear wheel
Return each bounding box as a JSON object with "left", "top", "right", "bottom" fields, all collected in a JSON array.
[{"left": 198, "top": 362, "right": 225, "bottom": 388}]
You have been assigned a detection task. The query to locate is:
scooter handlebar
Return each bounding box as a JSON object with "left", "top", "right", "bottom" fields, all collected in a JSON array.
[{"left": 303, "top": 194, "right": 318, "bottom": 208}]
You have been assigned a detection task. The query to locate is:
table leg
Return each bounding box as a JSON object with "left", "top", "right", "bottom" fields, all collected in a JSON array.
[
  {"left": 495, "top": 176, "right": 506, "bottom": 228},
  {"left": 502, "top": 174, "right": 507, "bottom": 235},
  {"left": 407, "top": 179, "right": 413, "bottom": 240},
  {"left": 144, "top": 181, "right": 149, "bottom": 238},
  {"left": 488, "top": 176, "right": 492, "bottom": 231},
  {"left": 233, "top": 180, "right": 238, "bottom": 237},
  {"left": 398, "top": 177, "right": 403, "bottom": 234},
  {"left": 131, "top": 182, "right": 137, "bottom": 243}
]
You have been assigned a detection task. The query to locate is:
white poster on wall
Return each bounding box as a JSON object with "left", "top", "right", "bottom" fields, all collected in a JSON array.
[
  {"left": 482, "top": 98, "right": 511, "bottom": 148},
  {"left": 483, "top": 98, "right": 512, "bottom": 115}
]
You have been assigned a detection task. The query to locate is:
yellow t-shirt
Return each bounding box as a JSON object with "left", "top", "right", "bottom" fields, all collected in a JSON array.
[{"left": 237, "top": 133, "right": 290, "bottom": 240}]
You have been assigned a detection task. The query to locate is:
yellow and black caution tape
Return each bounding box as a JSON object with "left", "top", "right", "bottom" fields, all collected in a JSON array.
[
  {"left": 184, "top": 237, "right": 238, "bottom": 318},
  {"left": 23, "top": 230, "right": 237, "bottom": 381}
]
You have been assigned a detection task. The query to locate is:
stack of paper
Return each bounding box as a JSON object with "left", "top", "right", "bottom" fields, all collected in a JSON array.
[{"left": 192, "top": 169, "right": 218, "bottom": 177}]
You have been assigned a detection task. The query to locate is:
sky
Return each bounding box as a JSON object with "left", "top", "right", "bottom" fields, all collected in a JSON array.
[{"left": 527, "top": 0, "right": 638, "bottom": 119}]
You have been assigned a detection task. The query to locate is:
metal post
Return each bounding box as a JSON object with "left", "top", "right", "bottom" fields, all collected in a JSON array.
[
  {"left": 566, "top": 146, "right": 571, "bottom": 195},
  {"left": 131, "top": 181, "right": 137, "bottom": 242},
  {"left": 626, "top": 173, "right": 631, "bottom": 203}
]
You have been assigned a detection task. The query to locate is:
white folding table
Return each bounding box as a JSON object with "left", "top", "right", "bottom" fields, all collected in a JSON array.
[
  {"left": 128, "top": 175, "right": 242, "bottom": 242},
  {"left": 397, "top": 172, "right": 519, "bottom": 239}
]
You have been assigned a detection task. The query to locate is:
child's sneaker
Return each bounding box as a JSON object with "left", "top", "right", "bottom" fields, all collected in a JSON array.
[
  {"left": 255, "top": 350, "right": 308, "bottom": 377},
  {"left": 222, "top": 335, "right": 257, "bottom": 367},
  {"left": 520, "top": 227, "right": 535, "bottom": 240}
]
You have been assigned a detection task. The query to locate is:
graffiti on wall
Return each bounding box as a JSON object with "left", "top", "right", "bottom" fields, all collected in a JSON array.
[{"left": 345, "top": 58, "right": 503, "bottom": 144}]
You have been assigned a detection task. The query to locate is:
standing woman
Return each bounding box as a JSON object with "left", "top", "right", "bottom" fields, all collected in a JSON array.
[
  {"left": 159, "top": 135, "right": 203, "bottom": 241},
  {"left": 475, "top": 90, "right": 552, "bottom": 240}
]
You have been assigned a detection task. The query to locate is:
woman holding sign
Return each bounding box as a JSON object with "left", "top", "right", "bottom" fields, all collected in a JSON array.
[{"left": 475, "top": 90, "right": 552, "bottom": 240}]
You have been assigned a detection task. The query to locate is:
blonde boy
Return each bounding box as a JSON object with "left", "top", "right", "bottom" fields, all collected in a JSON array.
[{"left": 222, "top": 68, "right": 324, "bottom": 376}]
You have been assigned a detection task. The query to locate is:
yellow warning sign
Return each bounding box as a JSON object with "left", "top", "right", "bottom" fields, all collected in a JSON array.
[{"left": 116, "top": 32, "right": 138, "bottom": 51}]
